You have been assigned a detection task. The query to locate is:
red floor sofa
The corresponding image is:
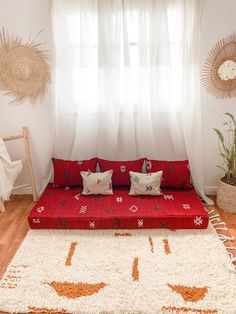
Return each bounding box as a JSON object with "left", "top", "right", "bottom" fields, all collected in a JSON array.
[{"left": 28, "top": 158, "right": 209, "bottom": 230}]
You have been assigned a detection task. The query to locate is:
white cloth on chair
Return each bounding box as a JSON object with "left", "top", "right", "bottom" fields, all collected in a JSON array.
[{"left": 0, "top": 138, "right": 23, "bottom": 203}]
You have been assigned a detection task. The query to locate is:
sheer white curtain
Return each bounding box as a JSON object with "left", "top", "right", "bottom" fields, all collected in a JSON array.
[{"left": 52, "top": 0, "right": 212, "bottom": 203}]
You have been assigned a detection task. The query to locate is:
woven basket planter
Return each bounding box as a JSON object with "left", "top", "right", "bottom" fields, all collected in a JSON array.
[{"left": 216, "top": 179, "right": 236, "bottom": 213}]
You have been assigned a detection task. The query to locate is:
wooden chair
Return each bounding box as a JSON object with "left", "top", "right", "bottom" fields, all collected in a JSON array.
[{"left": 0, "top": 127, "right": 37, "bottom": 212}]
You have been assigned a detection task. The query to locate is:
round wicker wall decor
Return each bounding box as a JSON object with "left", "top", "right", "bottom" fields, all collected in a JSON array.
[
  {"left": 202, "top": 34, "right": 236, "bottom": 99},
  {"left": 0, "top": 29, "right": 51, "bottom": 103}
]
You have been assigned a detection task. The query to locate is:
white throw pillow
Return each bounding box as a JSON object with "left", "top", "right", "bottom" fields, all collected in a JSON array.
[
  {"left": 129, "top": 171, "right": 163, "bottom": 196},
  {"left": 81, "top": 170, "right": 113, "bottom": 195}
]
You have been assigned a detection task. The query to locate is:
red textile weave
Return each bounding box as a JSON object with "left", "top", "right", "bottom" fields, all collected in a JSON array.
[
  {"left": 52, "top": 157, "right": 97, "bottom": 186},
  {"left": 98, "top": 158, "right": 145, "bottom": 186},
  {"left": 146, "top": 159, "right": 192, "bottom": 189},
  {"left": 28, "top": 184, "right": 208, "bottom": 230}
]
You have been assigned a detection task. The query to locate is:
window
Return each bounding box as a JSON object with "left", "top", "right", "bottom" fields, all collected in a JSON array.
[{"left": 54, "top": 1, "right": 184, "bottom": 113}]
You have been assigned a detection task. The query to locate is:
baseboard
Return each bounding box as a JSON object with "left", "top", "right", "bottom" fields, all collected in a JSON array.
[
  {"left": 12, "top": 174, "right": 52, "bottom": 198},
  {"left": 12, "top": 187, "right": 39, "bottom": 195},
  {"left": 204, "top": 186, "right": 217, "bottom": 195},
  {"left": 12, "top": 186, "right": 43, "bottom": 197}
]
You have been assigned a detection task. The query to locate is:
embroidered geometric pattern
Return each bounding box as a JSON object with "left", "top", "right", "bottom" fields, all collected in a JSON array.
[
  {"left": 36, "top": 206, "right": 45, "bottom": 213},
  {"left": 146, "top": 186, "right": 153, "bottom": 192},
  {"left": 146, "top": 160, "right": 152, "bottom": 170},
  {"left": 138, "top": 219, "right": 144, "bottom": 228},
  {"left": 120, "top": 165, "right": 126, "bottom": 173},
  {"left": 89, "top": 221, "right": 95, "bottom": 229},
  {"left": 194, "top": 216, "right": 203, "bottom": 226},
  {"left": 134, "top": 176, "right": 140, "bottom": 184},
  {"left": 129, "top": 205, "right": 139, "bottom": 213},
  {"left": 79, "top": 206, "right": 87, "bottom": 214},
  {"left": 74, "top": 194, "right": 81, "bottom": 201},
  {"left": 28, "top": 184, "right": 209, "bottom": 230},
  {"left": 164, "top": 194, "right": 174, "bottom": 200},
  {"left": 32, "top": 218, "right": 40, "bottom": 224},
  {"left": 182, "top": 204, "right": 191, "bottom": 209}
]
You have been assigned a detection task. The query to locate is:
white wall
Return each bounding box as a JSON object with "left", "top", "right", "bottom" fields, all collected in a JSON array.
[
  {"left": 201, "top": 0, "right": 236, "bottom": 194},
  {"left": 0, "top": 0, "right": 53, "bottom": 195}
]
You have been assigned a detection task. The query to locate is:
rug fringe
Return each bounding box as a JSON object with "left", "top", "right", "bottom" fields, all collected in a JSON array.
[
  {"left": 209, "top": 214, "right": 220, "bottom": 219},
  {"left": 211, "top": 222, "right": 226, "bottom": 226},
  {"left": 206, "top": 207, "right": 236, "bottom": 272},
  {"left": 207, "top": 209, "right": 215, "bottom": 215},
  {"left": 214, "top": 227, "right": 228, "bottom": 231},
  {"left": 210, "top": 217, "right": 221, "bottom": 223},
  {"left": 218, "top": 234, "right": 235, "bottom": 243},
  {"left": 225, "top": 247, "right": 236, "bottom": 250}
]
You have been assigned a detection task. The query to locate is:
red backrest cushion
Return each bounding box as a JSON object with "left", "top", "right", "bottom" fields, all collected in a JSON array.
[
  {"left": 146, "top": 159, "right": 192, "bottom": 189},
  {"left": 52, "top": 157, "right": 97, "bottom": 186},
  {"left": 98, "top": 158, "right": 145, "bottom": 187}
]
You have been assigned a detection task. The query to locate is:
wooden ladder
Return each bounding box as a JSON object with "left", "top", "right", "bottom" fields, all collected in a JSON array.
[{"left": 0, "top": 127, "right": 37, "bottom": 213}]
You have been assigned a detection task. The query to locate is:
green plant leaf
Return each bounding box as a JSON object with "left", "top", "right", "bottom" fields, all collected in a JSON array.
[
  {"left": 213, "top": 128, "right": 224, "bottom": 144},
  {"left": 220, "top": 152, "right": 226, "bottom": 159},
  {"left": 214, "top": 113, "right": 236, "bottom": 184},
  {"left": 217, "top": 165, "right": 227, "bottom": 173},
  {"left": 228, "top": 145, "right": 235, "bottom": 172},
  {"left": 225, "top": 112, "right": 236, "bottom": 126}
]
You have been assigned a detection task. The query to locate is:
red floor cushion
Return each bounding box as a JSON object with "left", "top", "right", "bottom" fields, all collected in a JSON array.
[
  {"left": 28, "top": 184, "right": 208, "bottom": 230},
  {"left": 146, "top": 159, "right": 192, "bottom": 189},
  {"left": 52, "top": 157, "right": 97, "bottom": 186},
  {"left": 98, "top": 158, "right": 145, "bottom": 186}
]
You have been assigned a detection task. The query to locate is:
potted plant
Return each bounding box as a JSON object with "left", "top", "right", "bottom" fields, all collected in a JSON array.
[{"left": 213, "top": 112, "right": 236, "bottom": 213}]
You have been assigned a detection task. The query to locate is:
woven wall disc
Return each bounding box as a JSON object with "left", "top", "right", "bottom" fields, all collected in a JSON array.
[
  {"left": 202, "top": 34, "right": 236, "bottom": 99},
  {"left": 0, "top": 29, "right": 51, "bottom": 103}
]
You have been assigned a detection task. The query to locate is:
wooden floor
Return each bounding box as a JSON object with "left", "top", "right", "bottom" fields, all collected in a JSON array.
[
  {"left": 0, "top": 195, "right": 34, "bottom": 280},
  {"left": 0, "top": 195, "right": 236, "bottom": 282},
  {"left": 207, "top": 196, "right": 236, "bottom": 241}
]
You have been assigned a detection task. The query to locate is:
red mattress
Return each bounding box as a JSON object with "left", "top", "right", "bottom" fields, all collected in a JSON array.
[{"left": 28, "top": 184, "right": 208, "bottom": 230}]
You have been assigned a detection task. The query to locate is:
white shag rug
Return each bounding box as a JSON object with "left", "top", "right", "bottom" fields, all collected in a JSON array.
[{"left": 0, "top": 224, "right": 236, "bottom": 314}]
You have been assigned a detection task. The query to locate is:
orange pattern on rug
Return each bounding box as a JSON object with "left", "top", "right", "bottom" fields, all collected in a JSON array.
[
  {"left": 149, "top": 237, "right": 154, "bottom": 253},
  {"left": 28, "top": 306, "right": 68, "bottom": 313},
  {"left": 114, "top": 232, "right": 132, "bottom": 237},
  {"left": 47, "top": 281, "right": 107, "bottom": 299},
  {"left": 162, "top": 306, "right": 217, "bottom": 313},
  {"left": 0, "top": 264, "right": 28, "bottom": 289},
  {"left": 132, "top": 257, "right": 139, "bottom": 281},
  {"left": 65, "top": 242, "right": 77, "bottom": 266},
  {"left": 11, "top": 265, "right": 28, "bottom": 268},
  {"left": 1, "top": 223, "right": 235, "bottom": 313},
  {"left": 163, "top": 239, "right": 171, "bottom": 255},
  {"left": 168, "top": 284, "right": 208, "bottom": 302}
]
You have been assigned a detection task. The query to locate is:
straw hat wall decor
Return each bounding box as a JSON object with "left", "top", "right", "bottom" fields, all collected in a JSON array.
[
  {"left": 202, "top": 34, "right": 236, "bottom": 99},
  {"left": 0, "top": 29, "right": 51, "bottom": 103}
]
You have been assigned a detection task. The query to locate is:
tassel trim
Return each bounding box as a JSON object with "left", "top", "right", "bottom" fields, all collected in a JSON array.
[{"left": 206, "top": 207, "right": 236, "bottom": 272}]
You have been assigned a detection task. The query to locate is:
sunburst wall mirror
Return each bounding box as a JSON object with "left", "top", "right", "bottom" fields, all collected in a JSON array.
[{"left": 202, "top": 34, "right": 236, "bottom": 98}]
